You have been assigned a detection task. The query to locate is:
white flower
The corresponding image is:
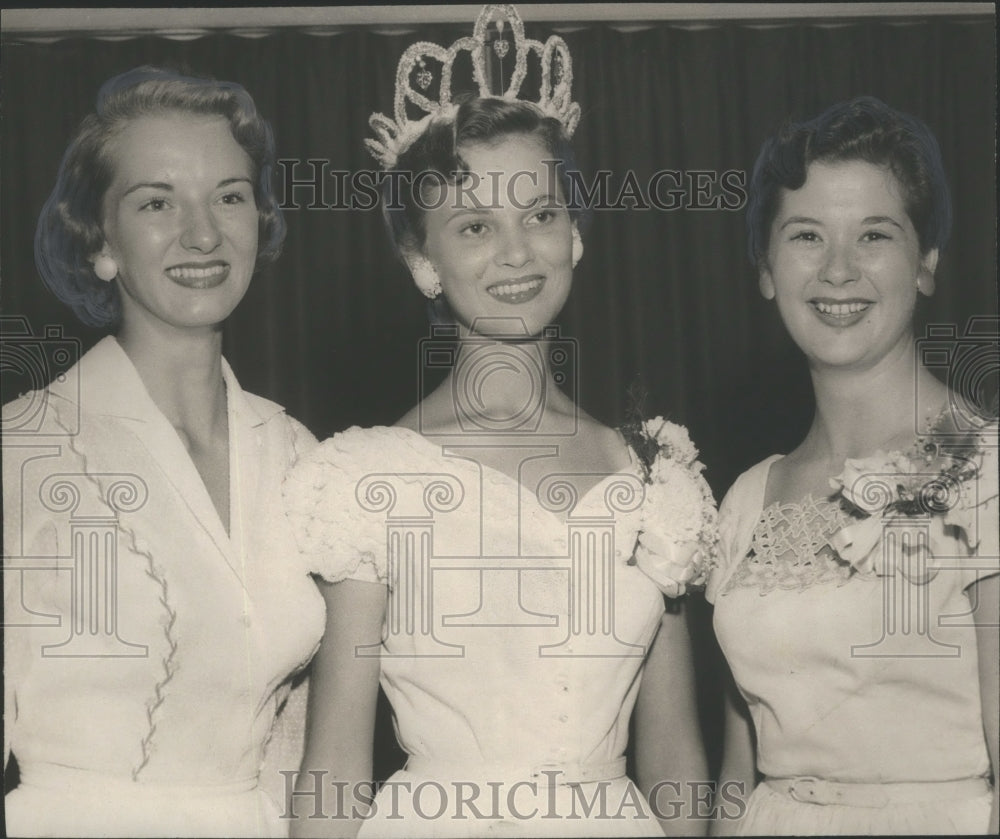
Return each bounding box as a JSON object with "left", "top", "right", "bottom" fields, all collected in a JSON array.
[
  {"left": 641, "top": 465, "right": 705, "bottom": 542},
  {"left": 642, "top": 415, "right": 668, "bottom": 442},
  {"left": 830, "top": 450, "right": 915, "bottom": 514},
  {"left": 829, "top": 439, "right": 994, "bottom": 578},
  {"left": 829, "top": 513, "right": 886, "bottom": 573},
  {"left": 634, "top": 537, "right": 703, "bottom": 597},
  {"left": 643, "top": 416, "right": 698, "bottom": 464}
]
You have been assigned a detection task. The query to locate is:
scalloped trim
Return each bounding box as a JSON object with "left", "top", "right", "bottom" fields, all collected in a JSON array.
[{"left": 51, "top": 400, "right": 179, "bottom": 778}]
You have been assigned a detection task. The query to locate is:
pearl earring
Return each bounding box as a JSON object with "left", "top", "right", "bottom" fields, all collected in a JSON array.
[
  {"left": 407, "top": 255, "right": 443, "bottom": 299},
  {"left": 571, "top": 225, "right": 583, "bottom": 268},
  {"left": 92, "top": 254, "right": 118, "bottom": 282}
]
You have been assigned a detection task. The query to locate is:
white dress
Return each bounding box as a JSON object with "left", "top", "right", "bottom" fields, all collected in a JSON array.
[
  {"left": 708, "top": 441, "right": 998, "bottom": 835},
  {"left": 3, "top": 337, "right": 323, "bottom": 837},
  {"left": 283, "top": 425, "right": 703, "bottom": 837}
]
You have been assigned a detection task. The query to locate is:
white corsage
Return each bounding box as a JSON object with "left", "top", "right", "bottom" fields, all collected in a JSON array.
[
  {"left": 622, "top": 415, "right": 719, "bottom": 596},
  {"left": 829, "top": 427, "right": 993, "bottom": 576}
]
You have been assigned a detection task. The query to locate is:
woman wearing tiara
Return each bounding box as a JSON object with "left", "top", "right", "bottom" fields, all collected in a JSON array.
[
  {"left": 283, "top": 6, "right": 714, "bottom": 838},
  {"left": 708, "top": 97, "right": 998, "bottom": 835}
]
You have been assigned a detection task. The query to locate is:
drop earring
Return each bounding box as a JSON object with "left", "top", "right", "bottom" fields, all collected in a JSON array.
[
  {"left": 406, "top": 255, "right": 443, "bottom": 299},
  {"left": 571, "top": 225, "right": 583, "bottom": 268}
]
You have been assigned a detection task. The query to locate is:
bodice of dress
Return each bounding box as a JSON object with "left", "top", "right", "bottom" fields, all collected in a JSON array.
[
  {"left": 709, "top": 453, "right": 999, "bottom": 784},
  {"left": 284, "top": 425, "right": 668, "bottom": 772},
  {"left": 3, "top": 337, "right": 324, "bottom": 791}
]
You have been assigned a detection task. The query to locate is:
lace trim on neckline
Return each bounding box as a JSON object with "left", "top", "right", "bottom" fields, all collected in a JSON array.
[{"left": 721, "top": 495, "right": 860, "bottom": 595}]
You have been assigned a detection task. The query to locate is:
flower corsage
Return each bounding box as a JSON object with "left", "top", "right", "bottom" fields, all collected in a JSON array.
[
  {"left": 621, "top": 415, "right": 720, "bottom": 597},
  {"left": 829, "top": 427, "right": 995, "bottom": 576}
]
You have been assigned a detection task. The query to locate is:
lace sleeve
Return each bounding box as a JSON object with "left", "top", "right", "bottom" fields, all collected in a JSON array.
[{"left": 282, "top": 429, "right": 389, "bottom": 585}]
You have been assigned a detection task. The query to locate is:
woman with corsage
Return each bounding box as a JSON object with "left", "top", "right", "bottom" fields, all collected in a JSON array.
[
  {"left": 283, "top": 6, "right": 715, "bottom": 837},
  {"left": 3, "top": 67, "right": 322, "bottom": 836},
  {"left": 708, "top": 96, "right": 998, "bottom": 835}
]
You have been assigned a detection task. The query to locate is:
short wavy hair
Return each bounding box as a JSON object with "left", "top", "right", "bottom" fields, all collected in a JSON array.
[
  {"left": 34, "top": 66, "right": 286, "bottom": 327},
  {"left": 746, "top": 96, "right": 952, "bottom": 266}
]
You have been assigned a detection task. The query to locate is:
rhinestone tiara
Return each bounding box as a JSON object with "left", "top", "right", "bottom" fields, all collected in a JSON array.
[{"left": 365, "top": 4, "right": 581, "bottom": 168}]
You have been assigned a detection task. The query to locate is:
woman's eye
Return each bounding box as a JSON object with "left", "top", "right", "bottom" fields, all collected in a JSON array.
[
  {"left": 790, "top": 230, "right": 818, "bottom": 242},
  {"left": 862, "top": 230, "right": 891, "bottom": 242},
  {"left": 460, "top": 222, "right": 487, "bottom": 236},
  {"left": 531, "top": 210, "right": 555, "bottom": 224},
  {"left": 139, "top": 197, "right": 169, "bottom": 212},
  {"left": 220, "top": 191, "right": 248, "bottom": 205}
]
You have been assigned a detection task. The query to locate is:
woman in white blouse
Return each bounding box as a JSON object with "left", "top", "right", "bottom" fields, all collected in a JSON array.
[{"left": 3, "top": 66, "right": 322, "bottom": 837}]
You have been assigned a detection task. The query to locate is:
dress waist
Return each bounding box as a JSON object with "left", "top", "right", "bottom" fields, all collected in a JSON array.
[
  {"left": 763, "top": 775, "right": 990, "bottom": 807},
  {"left": 19, "top": 761, "right": 259, "bottom": 799},
  {"left": 403, "top": 755, "right": 627, "bottom": 786}
]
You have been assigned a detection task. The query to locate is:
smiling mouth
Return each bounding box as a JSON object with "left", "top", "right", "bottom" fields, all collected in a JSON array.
[
  {"left": 810, "top": 299, "right": 873, "bottom": 319},
  {"left": 487, "top": 276, "right": 545, "bottom": 304},
  {"left": 166, "top": 263, "right": 229, "bottom": 289}
]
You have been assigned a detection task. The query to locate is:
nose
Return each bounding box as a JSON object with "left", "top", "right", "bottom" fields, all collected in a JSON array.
[
  {"left": 819, "top": 242, "right": 859, "bottom": 286},
  {"left": 494, "top": 225, "right": 531, "bottom": 269},
  {"left": 180, "top": 204, "right": 222, "bottom": 252}
]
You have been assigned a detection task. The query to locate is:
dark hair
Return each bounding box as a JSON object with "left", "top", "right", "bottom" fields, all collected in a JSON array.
[
  {"left": 382, "top": 97, "right": 585, "bottom": 254},
  {"left": 34, "top": 66, "right": 286, "bottom": 327},
  {"left": 746, "top": 96, "right": 951, "bottom": 266}
]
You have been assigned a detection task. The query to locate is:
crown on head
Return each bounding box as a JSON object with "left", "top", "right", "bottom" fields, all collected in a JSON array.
[{"left": 365, "top": 4, "right": 581, "bottom": 168}]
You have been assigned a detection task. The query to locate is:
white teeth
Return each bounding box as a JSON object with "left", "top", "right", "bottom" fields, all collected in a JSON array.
[
  {"left": 814, "top": 300, "right": 870, "bottom": 316},
  {"left": 167, "top": 265, "right": 226, "bottom": 280},
  {"left": 488, "top": 278, "right": 542, "bottom": 297}
]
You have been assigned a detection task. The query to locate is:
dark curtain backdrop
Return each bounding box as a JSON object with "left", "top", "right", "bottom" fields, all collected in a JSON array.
[{"left": 2, "top": 14, "right": 996, "bottom": 780}]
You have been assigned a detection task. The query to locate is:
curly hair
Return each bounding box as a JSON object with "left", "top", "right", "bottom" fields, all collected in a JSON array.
[
  {"left": 746, "top": 96, "right": 951, "bottom": 266},
  {"left": 34, "top": 66, "right": 286, "bottom": 327}
]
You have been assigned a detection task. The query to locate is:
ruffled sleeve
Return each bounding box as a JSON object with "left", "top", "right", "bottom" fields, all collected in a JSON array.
[
  {"left": 282, "top": 427, "right": 393, "bottom": 585},
  {"left": 705, "top": 456, "right": 779, "bottom": 604}
]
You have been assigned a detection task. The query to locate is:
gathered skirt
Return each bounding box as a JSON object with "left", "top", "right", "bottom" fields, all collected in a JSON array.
[
  {"left": 354, "top": 768, "right": 666, "bottom": 838},
  {"left": 5, "top": 763, "right": 285, "bottom": 838}
]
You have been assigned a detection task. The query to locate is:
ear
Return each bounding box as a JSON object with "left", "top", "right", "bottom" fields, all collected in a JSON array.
[
  {"left": 916, "top": 248, "right": 938, "bottom": 297},
  {"left": 400, "top": 244, "right": 422, "bottom": 272},
  {"left": 758, "top": 263, "right": 776, "bottom": 300}
]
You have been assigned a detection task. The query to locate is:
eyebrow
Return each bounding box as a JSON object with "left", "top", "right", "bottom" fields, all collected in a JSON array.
[
  {"left": 526, "top": 193, "right": 565, "bottom": 209},
  {"left": 778, "top": 216, "right": 822, "bottom": 230},
  {"left": 443, "top": 190, "right": 565, "bottom": 220},
  {"left": 862, "top": 215, "right": 905, "bottom": 229},
  {"left": 779, "top": 214, "right": 906, "bottom": 231},
  {"left": 445, "top": 206, "right": 493, "bottom": 220},
  {"left": 122, "top": 176, "right": 252, "bottom": 198}
]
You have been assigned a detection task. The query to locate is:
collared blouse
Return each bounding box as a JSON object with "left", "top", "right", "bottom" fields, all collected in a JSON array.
[{"left": 3, "top": 336, "right": 323, "bottom": 837}]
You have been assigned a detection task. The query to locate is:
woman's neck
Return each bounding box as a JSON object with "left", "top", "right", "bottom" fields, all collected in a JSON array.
[
  {"left": 438, "top": 336, "right": 577, "bottom": 434},
  {"left": 803, "top": 338, "right": 948, "bottom": 461},
  {"left": 116, "top": 321, "right": 227, "bottom": 438}
]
